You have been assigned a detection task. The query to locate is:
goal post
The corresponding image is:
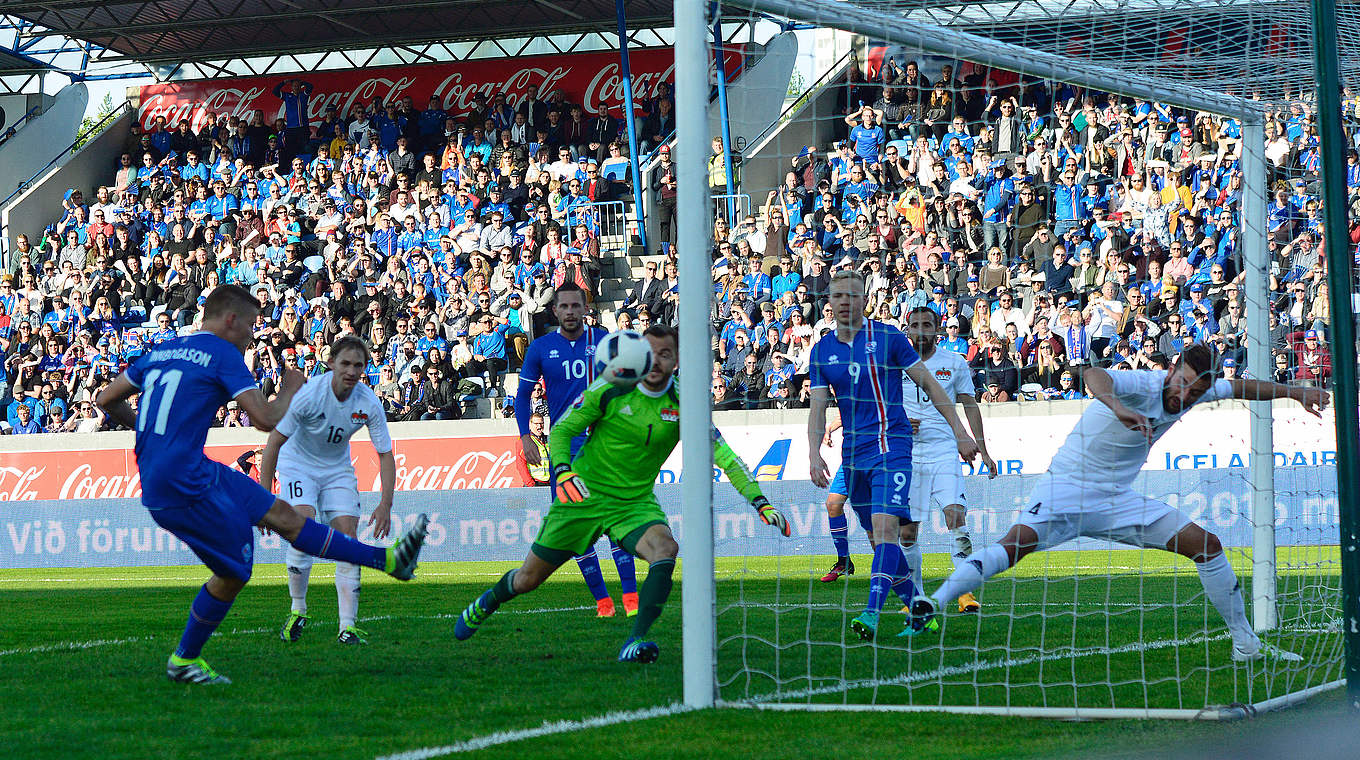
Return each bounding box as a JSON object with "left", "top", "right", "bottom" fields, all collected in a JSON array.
[
  {"left": 674, "top": 0, "right": 1350, "bottom": 718},
  {"left": 676, "top": 0, "right": 719, "bottom": 710},
  {"left": 1309, "top": 0, "right": 1360, "bottom": 711}
]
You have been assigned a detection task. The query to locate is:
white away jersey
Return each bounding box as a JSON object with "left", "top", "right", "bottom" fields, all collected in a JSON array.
[
  {"left": 276, "top": 373, "right": 392, "bottom": 473},
  {"left": 901, "top": 348, "right": 976, "bottom": 464},
  {"left": 1047, "top": 369, "right": 1231, "bottom": 490}
]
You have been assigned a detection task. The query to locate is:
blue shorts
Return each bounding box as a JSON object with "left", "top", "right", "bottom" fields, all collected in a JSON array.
[
  {"left": 146, "top": 462, "right": 277, "bottom": 582},
  {"left": 828, "top": 466, "right": 847, "bottom": 496},
  {"left": 827, "top": 466, "right": 873, "bottom": 532},
  {"left": 844, "top": 451, "right": 913, "bottom": 524}
]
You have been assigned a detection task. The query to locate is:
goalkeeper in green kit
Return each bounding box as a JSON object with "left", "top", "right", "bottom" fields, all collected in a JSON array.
[{"left": 453, "top": 324, "right": 791, "bottom": 662}]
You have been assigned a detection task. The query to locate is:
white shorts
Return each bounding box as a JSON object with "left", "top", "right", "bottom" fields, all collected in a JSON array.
[
  {"left": 1016, "top": 474, "right": 1190, "bottom": 551},
  {"left": 908, "top": 460, "right": 968, "bottom": 514},
  {"left": 278, "top": 465, "right": 361, "bottom": 524}
]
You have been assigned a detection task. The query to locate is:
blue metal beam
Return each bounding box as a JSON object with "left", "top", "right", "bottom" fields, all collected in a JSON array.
[
  {"left": 615, "top": 0, "right": 649, "bottom": 253},
  {"left": 711, "top": 3, "right": 736, "bottom": 219}
]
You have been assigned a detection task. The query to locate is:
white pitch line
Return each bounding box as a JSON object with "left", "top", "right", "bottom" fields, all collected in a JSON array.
[
  {"left": 374, "top": 631, "right": 1248, "bottom": 760},
  {"left": 731, "top": 631, "right": 1232, "bottom": 704},
  {"left": 373, "top": 703, "right": 697, "bottom": 760},
  {"left": 0, "top": 636, "right": 152, "bottom": 657},
  {"left": 0, "top": 604, "right": 597, "bottom": 658}
]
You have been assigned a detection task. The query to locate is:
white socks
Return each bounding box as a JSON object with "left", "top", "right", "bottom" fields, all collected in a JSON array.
[
  {"left": 1196, "top": 553, "right": 1258, "bottom": 648},
  {"left": 335, "top": 563, "right": 361, "bottom": 631},
  {"left": 901, "top": 541, "right": 923, "bottom": 592},
  {"left": 951, "top": 527, "right": 973, "bottom": 568},
  {"left": 286, "top": 547, "right": 313, "bottom": 614},
  {"left": 933, "top": 543, "right": 1011, "bottom": 605}
]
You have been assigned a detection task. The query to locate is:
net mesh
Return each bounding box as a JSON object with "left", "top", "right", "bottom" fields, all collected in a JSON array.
[{"left": 694, "top": 0, "right": 1346, "bottom": 715}]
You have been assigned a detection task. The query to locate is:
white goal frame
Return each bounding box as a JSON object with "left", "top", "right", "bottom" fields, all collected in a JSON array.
[{"left": 675, "top": 0, "right": 1314, "bottom": 717}]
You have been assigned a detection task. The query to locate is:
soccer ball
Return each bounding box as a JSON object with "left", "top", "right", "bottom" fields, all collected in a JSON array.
[{"left": 594, "top": 330, "right": 653, "bottom": 388}]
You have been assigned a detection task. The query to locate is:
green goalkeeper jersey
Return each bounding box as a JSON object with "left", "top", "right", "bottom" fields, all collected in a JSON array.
[{"left": 548, "top": 376, "right": 765, "bottom": 503}]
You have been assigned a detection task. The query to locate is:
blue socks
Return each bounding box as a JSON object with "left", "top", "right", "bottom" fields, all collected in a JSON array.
[
  {"left": 175, "top": 584, "right": 233, "bottom": 660},
  {"left": 575, "top": 550, "right": 610, "bottom": 602},
  {"left": 292, "top": 518, "right": 386, "bottom": 570},
  {"left": 866, "top": 543, "right": 904, "bottom": 615},
  {"left": 829, "top": 513, "right": 849, "bottom": 559},
  {"left": 610, "top": 540, "right": 638, "bottom": 596}
]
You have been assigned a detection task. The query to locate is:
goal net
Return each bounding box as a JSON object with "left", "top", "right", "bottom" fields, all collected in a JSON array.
[{"left": 673, "top": 0, "right": 1348, "bottom": 718}]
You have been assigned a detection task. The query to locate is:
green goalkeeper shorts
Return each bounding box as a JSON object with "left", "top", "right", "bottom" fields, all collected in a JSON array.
[{"left": 533, "top": 493, "right": 668, "bottom": 559}]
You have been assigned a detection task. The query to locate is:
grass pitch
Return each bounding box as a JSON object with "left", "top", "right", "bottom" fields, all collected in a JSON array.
[{"left": 0, "top": 550, "right": 1344, "bottom": 760}]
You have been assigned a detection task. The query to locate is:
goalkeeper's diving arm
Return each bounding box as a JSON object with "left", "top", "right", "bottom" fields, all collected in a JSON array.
[{"left": 714, "top": 427, "right": 790, "bottom": 536}]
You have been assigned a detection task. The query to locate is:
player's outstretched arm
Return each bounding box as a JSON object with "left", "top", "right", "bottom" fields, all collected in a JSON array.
[
  {"left": 714, "top": 428, "right": 790, "bottom": 537},
  {"left": 1228, "top": 378, "right": 1330, "bottom": 417},
  {"left": 807, "top": 386, "right": 831, "bottom": 488},
  {"left": 905, "top": 361, "right": 980, "bottom": 462},
  {"left": 236, "top": 368, "right": 305, "bottom": 432},
  {"left": 1082, "top": 367, "right": 1153, "bottom": 439},
  {"left": 957, "top": 393, "right": 998, "bottom": 478},
  {"left": 94, "top": 373, "right": 139, "bottom": 429}
]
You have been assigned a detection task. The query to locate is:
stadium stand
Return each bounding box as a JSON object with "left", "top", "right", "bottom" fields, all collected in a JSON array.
[{"left": 0, "top": 58, "right": 1344, "bottom": 432}]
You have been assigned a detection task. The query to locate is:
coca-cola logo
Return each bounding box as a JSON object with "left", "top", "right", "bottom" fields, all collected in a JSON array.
[
  {"left": 383, "top": 450, "right": 518, "bottom": 492},
  {"left": 59, "top": 463, "right": 142, "bottom": 501},
  {"left": 136, "top": 48, "right": 742, "bottom": 133},
  {"left": 0, "top": 465, "right": 45, "bottom": 501}
]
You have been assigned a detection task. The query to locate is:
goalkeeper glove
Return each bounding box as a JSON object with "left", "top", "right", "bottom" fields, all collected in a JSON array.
[
  {"left": 552, "top": 464, "right": 591, "bottom": 503},
  {"left": 752, "top": 496, "right": 790, "bottom": 537}
]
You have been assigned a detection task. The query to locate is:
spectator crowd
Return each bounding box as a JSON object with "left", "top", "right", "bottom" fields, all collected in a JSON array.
[
  {"left": 0, "top": 59, "right": 1347, "bottom": 434},
  {"left": 704, "top": 60, "right": 1342, "bottom": 410}
]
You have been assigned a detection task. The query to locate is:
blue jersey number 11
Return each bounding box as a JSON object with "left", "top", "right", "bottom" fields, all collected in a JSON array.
[{"left": 137, "top": 368, "right": 183, "bottom": 436}]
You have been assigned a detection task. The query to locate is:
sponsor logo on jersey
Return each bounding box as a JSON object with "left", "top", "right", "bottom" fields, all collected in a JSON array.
[
  {"left": 351, "top": 412, "right": 369, "bottom": 425},
  {"left": 619, "top": 404, "right": 633, "bottom": 416},
  {"left": 548, "top": 349, "right": 560, "bottom": 358},
  {"left": 660, "top": 407, "right": 679, "bottom": 422},
  {"left": 827, "top": 355, "right": 840, "bottom": 364}
]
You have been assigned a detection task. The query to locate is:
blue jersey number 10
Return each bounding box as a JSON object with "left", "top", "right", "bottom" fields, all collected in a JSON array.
[
  {"left": 561, "top": 359, "right": 587, "bottom": 380},
  {"left": 137, "top": 368, "right": 183, "bottom": 436}
]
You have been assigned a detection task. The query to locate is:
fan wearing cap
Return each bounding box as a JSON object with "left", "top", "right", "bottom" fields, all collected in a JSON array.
[
  {"left": 1295, "top": 329, "right": 1331, "bottom": 385},
  {"left": 914, "top": 344, "right": 1327, "bottom": 664}
]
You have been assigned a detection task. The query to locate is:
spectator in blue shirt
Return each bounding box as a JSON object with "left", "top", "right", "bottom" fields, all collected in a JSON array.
[
  {"left": 846, "top": 108, "right": 885, "bottom": 167},
  {"left": 10, "top": 402, "right": 42, "bottom": 434},
  {"left": 469, "top": 315, "right": 508, "bottom": 395},
  {"left": 272, "top": 78, "right": 314, "bottom": 163}
]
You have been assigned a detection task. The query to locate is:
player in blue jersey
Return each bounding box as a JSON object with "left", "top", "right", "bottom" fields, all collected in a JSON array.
[
  {"left": 95, "top": 285, "right": 429, "bottom": 685},
  {"left": 514, "top": 283, "right": 639, "bottom": 618},
  {"left": 807, "top": 270, "right": 979, "bottom": 640}
]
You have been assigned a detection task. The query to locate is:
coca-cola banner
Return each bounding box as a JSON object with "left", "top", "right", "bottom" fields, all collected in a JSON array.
[
  {"left": 136, "top": 47, "right": 744, "bottom": 134},
  {"left": 0, "top": 434, "right": 520, "bottom": 503}
]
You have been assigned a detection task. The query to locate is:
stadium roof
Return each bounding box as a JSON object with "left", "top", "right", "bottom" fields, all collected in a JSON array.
[
  {"left": 5, "top": 0, "right": 675, "bottom": 67},
  {"left": 0, "top": 45, "right": 51, "bottom": 76}
]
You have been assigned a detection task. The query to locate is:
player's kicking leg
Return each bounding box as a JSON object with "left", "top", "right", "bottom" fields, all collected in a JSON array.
[
  {"left": 911, "top": 521, "right": 1036, "bottom": 631},
  {"left": 1164, "top": 522, "right": 1302, "bottom": 663}
]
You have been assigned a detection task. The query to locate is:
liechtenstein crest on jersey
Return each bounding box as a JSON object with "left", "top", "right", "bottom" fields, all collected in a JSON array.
[
  {"left": 351, "top": 411, "right": 369, "bottom": 425},
  {"left": 935, "top": 369, "right": 952, "bottom": 381},
  {"left": 660, "top": 407, "right": 679, "bottom": 422}
]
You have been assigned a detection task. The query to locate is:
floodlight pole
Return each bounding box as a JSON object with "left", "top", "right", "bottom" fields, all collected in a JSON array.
[
  {"left": 712, "top": 2, "right": 737, "bottom": 224},
  {"left": 1311, "top": 0, "right": 1360, "bottom": 711},
  {"left": 614, "top": 0, "right": 649, "bottom": 253},
  {"left": 676, "top": 0, "right": 717, "bottom": 710}
]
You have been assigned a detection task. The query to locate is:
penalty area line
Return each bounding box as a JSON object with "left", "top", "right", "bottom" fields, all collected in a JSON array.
[{"left": 374, "top": 703, "right": 696, "bottom": 760}]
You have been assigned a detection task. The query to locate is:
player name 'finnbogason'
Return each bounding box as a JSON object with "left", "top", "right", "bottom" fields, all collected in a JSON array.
[{"left": 143, "top": 347, "right": 213, "bottom": 367}]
